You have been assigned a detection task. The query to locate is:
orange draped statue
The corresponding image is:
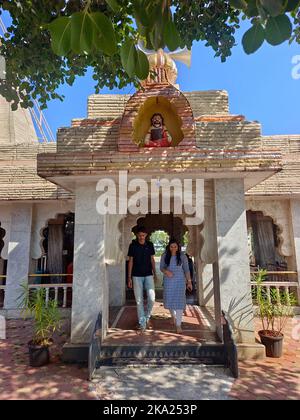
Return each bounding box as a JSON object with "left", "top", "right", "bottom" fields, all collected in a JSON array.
[{"left": 144, "top": 113, "right": 172, "bottom": 148}]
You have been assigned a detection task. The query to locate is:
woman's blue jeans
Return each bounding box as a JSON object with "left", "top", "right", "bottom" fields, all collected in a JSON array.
[{"left": 133, "top": 276, "right": 156, "bottom": 329}]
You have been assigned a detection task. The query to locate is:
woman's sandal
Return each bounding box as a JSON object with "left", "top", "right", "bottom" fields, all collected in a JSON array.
[{"left": 176, "top": 325, "right": 183, "bottom": 334}]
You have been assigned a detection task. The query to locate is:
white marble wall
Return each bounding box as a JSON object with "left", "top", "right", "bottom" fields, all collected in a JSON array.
[
  {"left": 107, "top": 263, "right": 126, "bottom": 307},
  {"left": 4, "top": 204, "right": 33, "bottom": 310},
  {"left": 71, "top": 183, "right": 107, "bottom": 344},
  {"left": 199, "top": 193, "right": 218, "bottom": 308},
  {"left": 214, "top": 179, "right": 255, "bottom": 343},
  {"left": 291, "top": 199, "right": 300, "bottom": 301}
]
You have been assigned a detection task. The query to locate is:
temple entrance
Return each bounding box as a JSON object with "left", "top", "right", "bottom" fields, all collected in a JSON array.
[
  {"left": 104, "top": 211, "right": 211, "bottom": 357},
  {"left": 125, "top": 213, "right": 197, "bottom": 304}
]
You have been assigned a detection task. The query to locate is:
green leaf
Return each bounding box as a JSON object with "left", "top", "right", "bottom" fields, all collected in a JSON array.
[
  {"left": 242, "top": 23, "right": 265, "bottom": 54},
  {"left": 265, "top": 14, "right": 292, "bottom": 45},
  {"left": 48, "top": 17, "right": 72, "bottom": 56},
  {"left": 244, "top": 0, "right": 259, "bottom": 17},
  {"left": 71, "top": 12, "right": 93, "bottom": 54},
  {"left": 105, "top": 0, "right": 120, "bottom": 12},
  {"left": 163, "top": 20, "right": 181, "bottom": 51},
  {"left": 120, "top": 39, "right": 137, "bottom": 77},
  {"left": 135, "top": 49, "right": 150, "bottom": 79},
  {"left": 133, "top": 0, "right": 151, "bottom": 27},
  {"left": 285, "top": 0, "right": 300, "bottom": 11},
  {"left": 89, "top": 12, "right": 117, "bottom": 56},
  {"left": 229, "top": 0, "right": 247, "bottom": 9},
  {"left": 260, "top": 0, "right": 285, "bottom": 17}
]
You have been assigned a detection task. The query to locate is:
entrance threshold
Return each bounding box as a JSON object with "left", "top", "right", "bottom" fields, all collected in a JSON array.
[{"left": 106, "top": 302, "right": 219, "bottom": 346}]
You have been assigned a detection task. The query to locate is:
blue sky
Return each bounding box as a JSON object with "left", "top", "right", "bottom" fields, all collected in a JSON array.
[{"left": 1, "top": 11, "right": 300, "bottom": 137}]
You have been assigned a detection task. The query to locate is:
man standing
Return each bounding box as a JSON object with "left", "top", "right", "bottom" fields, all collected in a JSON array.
[{"left": 128, "top": 227, "right": 157, "bottom": 332}]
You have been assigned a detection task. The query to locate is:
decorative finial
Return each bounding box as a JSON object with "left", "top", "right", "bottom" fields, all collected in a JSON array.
[{"left": 138, "top": 44, "right": 191, "bottom": 86}]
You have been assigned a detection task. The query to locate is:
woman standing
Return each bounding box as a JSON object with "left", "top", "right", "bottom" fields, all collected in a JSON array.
[{"left": 160, "top": 239, "right": 193, "bottom": 334}]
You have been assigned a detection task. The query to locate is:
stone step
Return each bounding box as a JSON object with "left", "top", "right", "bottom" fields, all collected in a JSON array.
[{"left": 97, "top": 343, "right": 226, "bottom": 367}]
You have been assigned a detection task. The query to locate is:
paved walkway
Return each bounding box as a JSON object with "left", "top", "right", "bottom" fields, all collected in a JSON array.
[
  {"left": 0, "top": 319, "right": 97, "bottom": 400},
  {"left": 229, "top": 317, "right": 300, "bottom": 400},
  {"left": 91, "top": 365, "right": 234, "bottom": 400},
  {"left": 0, "top": 316, "right": 299, "bottom": 400}
]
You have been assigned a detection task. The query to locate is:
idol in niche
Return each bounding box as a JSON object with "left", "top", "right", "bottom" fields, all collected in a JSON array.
[{"left": 144, "top": 113, "right": 172, "bottom": 148}]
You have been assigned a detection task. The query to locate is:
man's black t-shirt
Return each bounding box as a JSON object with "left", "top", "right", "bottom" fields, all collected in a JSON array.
[{"left": 128, "top": 240, "right": 155, "bottom": 277}]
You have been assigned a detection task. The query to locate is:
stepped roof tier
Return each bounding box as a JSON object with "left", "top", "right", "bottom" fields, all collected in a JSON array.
[
  {"left": 247, "top": 135, "right": 300, "bottom": 197},
  {"left": 36, "top": 86, "right": 283, "bottom": 194},
  {"left": 0, "top": 96, "right": 73, "bottom": 201},
  {"left": 0, "top": 95, "right": 37, "bottom": 145}
]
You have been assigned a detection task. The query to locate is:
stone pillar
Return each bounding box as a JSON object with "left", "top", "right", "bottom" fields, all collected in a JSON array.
[
  {"left": 291, "top": 199, "right": 300, "bottom": 303},
  {"left": 70, "top": 183, "right": 107, "bottom": 345},
  {"left": 4, "top": 204, "right": 32, "bottom": 311},
  {"left": 213, "top": 179, "right": 255, "bottom": 344}
]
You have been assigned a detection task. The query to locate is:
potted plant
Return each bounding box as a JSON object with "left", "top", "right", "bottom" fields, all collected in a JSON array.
[
  {"left": 253, "top": 269, "right": 296, "bottom": 358},
  {"left": 18, "top": 284, "right": 61, "bottom": 367}
]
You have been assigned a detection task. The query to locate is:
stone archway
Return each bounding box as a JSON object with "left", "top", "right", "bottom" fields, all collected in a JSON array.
[
  {"left": 246, "top": 210, "right": 288, "bottom": 273},
  {"left": 35, "top": 212, "right": 75, "bottom": 284},
  {"left": 133, "top": 213, "right": 188, "bottom": 244}
]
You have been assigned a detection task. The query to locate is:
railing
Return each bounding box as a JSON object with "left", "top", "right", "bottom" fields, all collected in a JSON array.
[
  {"left": 251, "top": 271, "right": 299, "bottom": 306},
  {"left": 28, "top": 283, "right": 73, "bottom": 308},
  {"left": 28, "top": 274, "right": 73, "bottom": 308},
  {"left": 0, "top": 274, "right": 73, "bottom": 309}
]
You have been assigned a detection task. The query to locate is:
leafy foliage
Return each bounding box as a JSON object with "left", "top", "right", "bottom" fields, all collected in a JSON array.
[
  {"left": 150, "top": 230, "right": 170, "bottom": 256},
  {"left": 0, "top": 0, "right": 299, "bottom": 110},
  {"left": 252, "top": 269, "right": 296, "bottom": 336},
  {"left": 18, "top": 284, "right": 61, "bottom": 346}
]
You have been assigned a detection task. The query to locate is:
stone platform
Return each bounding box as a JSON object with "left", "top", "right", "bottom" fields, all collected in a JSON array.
[{"left": 98, "top": 303, "right": 226, "bottom": 369}]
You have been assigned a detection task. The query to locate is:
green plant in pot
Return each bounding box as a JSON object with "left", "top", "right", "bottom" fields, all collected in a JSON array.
[
  {"left": 18, "top": 284, "right": 61, "bottom": 367},
  {"left": 253, "top": 270, "right": 296, "bottom": 358}
]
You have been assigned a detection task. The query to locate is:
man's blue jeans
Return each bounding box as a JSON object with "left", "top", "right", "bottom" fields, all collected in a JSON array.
[{"left": 133, "top": 276, "right": 155, "bottom": 329}]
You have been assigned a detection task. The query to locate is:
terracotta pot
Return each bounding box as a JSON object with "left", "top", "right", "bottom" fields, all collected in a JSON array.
[{"left": 258, "top": 330, "right": 284, "bottom": 358}]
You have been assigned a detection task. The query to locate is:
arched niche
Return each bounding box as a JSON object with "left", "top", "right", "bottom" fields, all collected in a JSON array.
[
  {"left": 118, "top": 84, "right": 196, "bottom": 151},
  {"left": 133, "top": 96, "right": 184, "bottom": 147},
  {"left": 32, "top": 212, "right": 75, "bottom": 284},
  {"left": 246, "top": 210, "right": 288, "bottom": 271}
]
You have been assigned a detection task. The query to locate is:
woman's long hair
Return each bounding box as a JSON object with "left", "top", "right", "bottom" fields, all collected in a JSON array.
[{"left": 164, "top": 239, "right": 182, "bottom": 267}]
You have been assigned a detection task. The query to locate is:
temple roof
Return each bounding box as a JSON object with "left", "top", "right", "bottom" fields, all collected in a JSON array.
[
  {"left": 0, "top": 95, "right": 38, "bottom": 145},
  {"left": 0, "top": 89, "right": 299, "bottom": 201},
  {"left": 0, "top": 143, "right": 74, "bottom": 201},
  {"left": 247, "top": 135, "right": 300, "bottom": 196}
]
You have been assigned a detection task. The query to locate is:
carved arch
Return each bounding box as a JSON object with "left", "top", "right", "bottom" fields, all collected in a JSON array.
[
  {"left": 246, "top": 200, "right": 293, "bottom": 257},
  {"left": 31, "top": 203, "right": 75, "bottom": 260}
]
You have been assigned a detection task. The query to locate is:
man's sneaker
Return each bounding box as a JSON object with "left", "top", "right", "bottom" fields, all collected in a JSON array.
[{"left": 136, "top": 324, "right": 146, "bottom": 334}]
